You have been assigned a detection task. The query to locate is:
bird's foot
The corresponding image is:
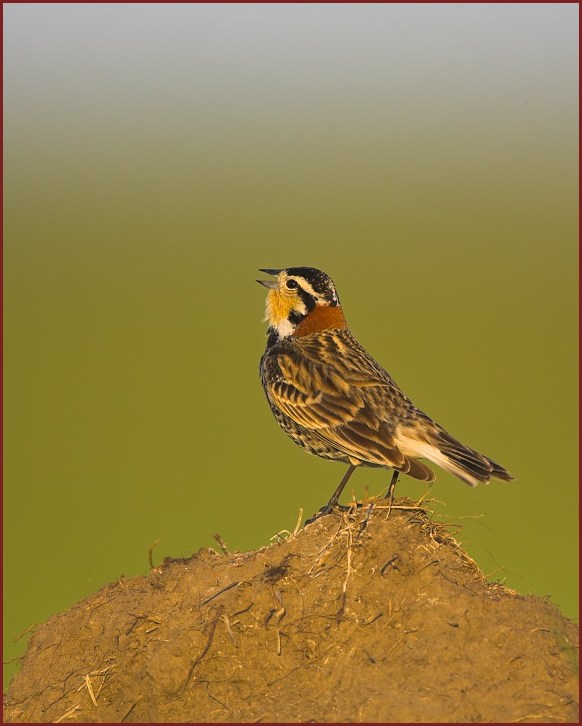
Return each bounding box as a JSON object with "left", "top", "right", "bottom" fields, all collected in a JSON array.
[
  {"left": 305, "top": 501, "right": 370, "bottom": 526},
  {"left": 304, "top": 503, "right": 336, "bottom": 525}
]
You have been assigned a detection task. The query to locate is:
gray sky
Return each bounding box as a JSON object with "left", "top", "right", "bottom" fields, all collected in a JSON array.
[{"left": 5, "top": 3, "right": 578, "bottom": 125}]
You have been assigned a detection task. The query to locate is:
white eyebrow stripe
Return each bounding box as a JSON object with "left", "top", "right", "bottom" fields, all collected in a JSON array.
[{"left": 294, "top": 278, "right": 318, "bottom": 297}]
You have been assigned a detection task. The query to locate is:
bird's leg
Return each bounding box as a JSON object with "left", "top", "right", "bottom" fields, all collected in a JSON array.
[
  {"left": 385, "top": 469, "right": 399, "bottom": 516},
  {"left": 305, "top": 464, "right": 357, "bottom": 525},
  {"left": 386, "top": 469, "right": 399, "bottom": 499},
  {"left": 326, "top": 463, "right": 358, "bottom": 511}
]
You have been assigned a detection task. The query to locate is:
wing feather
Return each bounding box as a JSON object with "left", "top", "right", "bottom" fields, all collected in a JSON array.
[{"left": 265, "top": 338, "right": 423, "bottom": 473}]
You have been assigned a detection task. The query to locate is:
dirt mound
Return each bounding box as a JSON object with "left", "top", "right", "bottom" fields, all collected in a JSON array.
[{"left": 5, "top": 501, "right": 579, "bottom": 723}]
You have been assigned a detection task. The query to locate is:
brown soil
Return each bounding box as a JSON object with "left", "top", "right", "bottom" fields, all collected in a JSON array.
[{"left": 4, "top": 500, "right": 579, "bottom": 723}]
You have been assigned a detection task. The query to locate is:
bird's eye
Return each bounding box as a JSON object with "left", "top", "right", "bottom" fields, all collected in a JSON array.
[{"left": 286, "top": 279, "right": 299, "bottom": 289}]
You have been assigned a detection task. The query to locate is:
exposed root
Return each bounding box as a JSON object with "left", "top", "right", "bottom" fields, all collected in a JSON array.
[{"left": 181, "top": 607, "right": 223, "bottom": 694}]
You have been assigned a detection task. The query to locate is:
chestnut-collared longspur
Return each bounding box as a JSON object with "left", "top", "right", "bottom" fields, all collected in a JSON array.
[{"left": 258, "top": 267, "right": 512, "bottom": 516}]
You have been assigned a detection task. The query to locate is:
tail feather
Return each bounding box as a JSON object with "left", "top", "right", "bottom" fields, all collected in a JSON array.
[
  {"left": 395, "top": 424, "right": 513, "bottom": 487},
  {"left": 436, "top": 432, "right": 493, "bottom": 483},
  {"left": 485, "top": 455, "right": 514, "bottom": 482}
]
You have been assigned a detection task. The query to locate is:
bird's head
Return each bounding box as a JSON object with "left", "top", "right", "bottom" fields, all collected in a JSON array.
[{"left": 257, "top": 267, "right": 346, "bottom": 340}]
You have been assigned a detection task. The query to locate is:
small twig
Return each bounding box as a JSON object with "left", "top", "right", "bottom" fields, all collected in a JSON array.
[
  {"left": 272, "top": 587, "right": 286, "bottom": 656},
  {"left": 54, "top": 705, "right": 80, "bottom": 723},
  {"left": 92, "top": 668, "right": 113, "bottom": 700},
  {"left": 121, "top": 700, "right": 140, "bottom": 722},
  {"left": 375, "top": 503, "right": 430, "bottom": 512},
  {"left": 83, "top": 674, "right": 98, "bottom": 706},
  {"left": 362, "top": 612, "right": 384, "bottom": 626},
  {"left": 90, "top": 664, "right": 116, "bottom": 676},
  {"left": 76, "top": 664, "right": 116, "bottom": 699},
  {"left": 346, "top": 493, "right": 360, "bottom": 517},
  {"left": 306, "top": 521, "right": 344, "bottom": 574},
  {"left": 231, "top": 602, "right": 254, "bottom": 618},
  {"left": 381, "top": 555, "right": 400, "bottom": 576},
  {"left": 415, "top": 488, "right": 435, "bottom": 508},
  {"left": 213, "top": 533, "right": 229, "bottom": 554},
  {"left": 222, "top": 613, "right": 238, "bottom": 646},
  {"left": 338, "top": 527, "right": 354, "bottom": 620},
  {"left": 410, "top": 559, "right": 439, "bottom": 576},
  {"left": 484, "top": 567, "right": 505, "bottom": 580},
  {"left": 148, "top": 539, "right": 161, "bottom": 569},
  {"left": 182, "top": 607, "right": 223, "bottom": 693},
  {"left": 201, "top": 580, "right": 242, "bottom": 605},
  {"left": 14, "top": 623, "right": 37, "bottom": 642},
  {"left": 293, "top": 508, "right": 304, "bottom": 536},
  {"left": 206, "top": 687, "right": 232, "bottom": 714},
  {"left": 356, "top": 502, "right": 375, "bottom": 539},
  {"left": 270, "top": 529, "right": 292, "bottom": 543},
  {"left": 265, "top": 657, "right": 323, "bottom": 687},
  {"left": 267, "top": 663, "right": 303, "bottom": 686}
]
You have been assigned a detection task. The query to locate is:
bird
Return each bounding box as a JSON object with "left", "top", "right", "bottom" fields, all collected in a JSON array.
[{"left": 257, "top": 267, "right": 512, "bottom": 520}]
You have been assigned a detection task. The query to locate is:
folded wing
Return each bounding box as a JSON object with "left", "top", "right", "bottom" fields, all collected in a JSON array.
[{"left": 266, "top": 348, "right": 435, "bottom": 481}]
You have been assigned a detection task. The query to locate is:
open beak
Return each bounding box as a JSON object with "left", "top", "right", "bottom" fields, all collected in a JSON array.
[{"left": 256, "top": 268, "right": 282, "bottom": 289}]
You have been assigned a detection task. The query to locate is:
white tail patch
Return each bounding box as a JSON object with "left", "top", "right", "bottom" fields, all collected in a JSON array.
[{"left": 394, "top": 429, "right": 481, "bottom": 487}]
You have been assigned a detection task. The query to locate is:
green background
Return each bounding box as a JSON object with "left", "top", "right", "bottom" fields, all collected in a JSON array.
[{"left": 4, "top": 4, "right": 578, "bottom": 689}]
